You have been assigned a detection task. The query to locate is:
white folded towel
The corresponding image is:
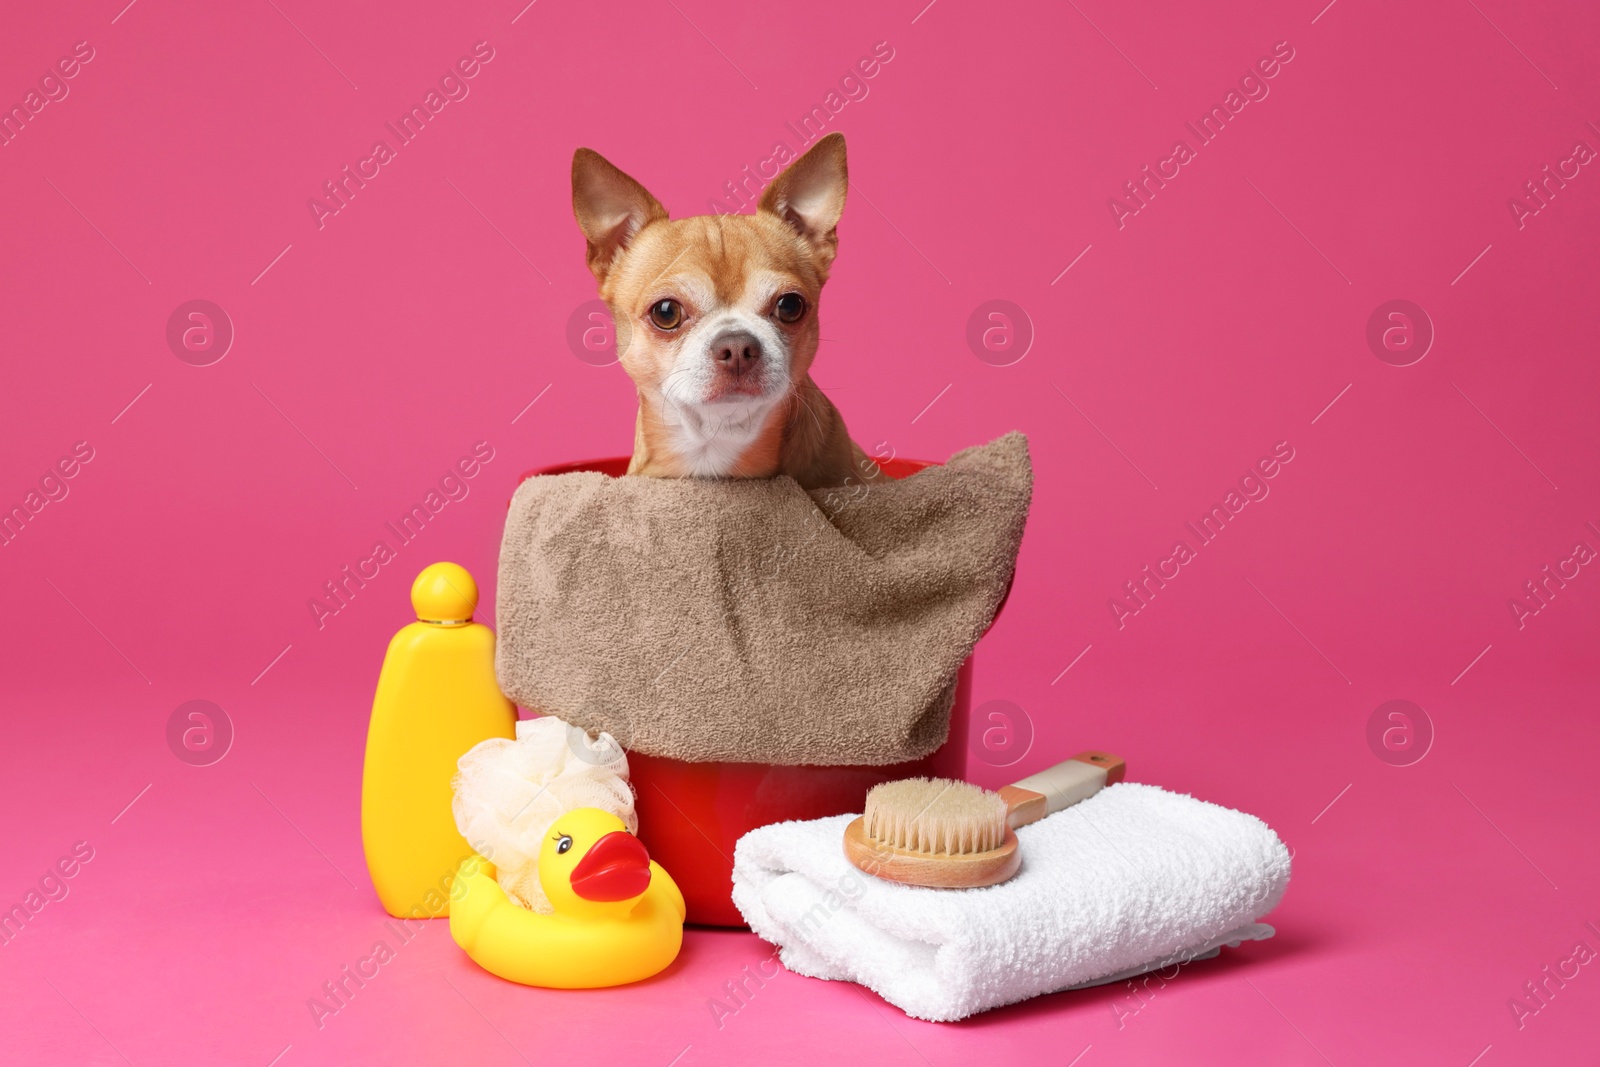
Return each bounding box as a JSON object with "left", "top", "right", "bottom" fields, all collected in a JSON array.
[{"left": 731, "top": 782, "right": 1291, "bottom": 1022}]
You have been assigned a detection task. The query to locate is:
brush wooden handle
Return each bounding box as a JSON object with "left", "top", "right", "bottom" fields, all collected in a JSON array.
[{"left": 997, "top": 751, "right": 1125, "bottom": 830}]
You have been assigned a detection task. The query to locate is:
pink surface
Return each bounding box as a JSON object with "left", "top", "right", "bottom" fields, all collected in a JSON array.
[{"left": 2, "top": 0, "right": 1598, "bottom": 1063}]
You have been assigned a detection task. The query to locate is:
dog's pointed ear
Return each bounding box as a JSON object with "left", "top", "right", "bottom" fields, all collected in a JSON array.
[
  {"left": 572, "top": 148, "right": 669, "bottom": 285},
  {"left": 759, "top": 132, "right": 847, "bottom": 276}
]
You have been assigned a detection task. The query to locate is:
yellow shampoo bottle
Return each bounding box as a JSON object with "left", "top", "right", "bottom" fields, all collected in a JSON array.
[{"left": 361, "top": 563, "right": 516, "bottom": 919}]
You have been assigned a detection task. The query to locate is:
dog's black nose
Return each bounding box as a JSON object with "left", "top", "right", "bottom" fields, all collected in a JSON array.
[{"left": 709, "top": 330, "right": 762, "bottom": 366}]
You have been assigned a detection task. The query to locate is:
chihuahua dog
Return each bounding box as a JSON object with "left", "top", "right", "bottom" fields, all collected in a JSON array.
[{"left": 571, "top": 132, "right": 877, "bottom": 490}]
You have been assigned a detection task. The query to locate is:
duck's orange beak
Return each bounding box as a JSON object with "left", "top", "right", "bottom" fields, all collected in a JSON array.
[{"left": 569, "top": 831, "right": 653, "bottom": 902}]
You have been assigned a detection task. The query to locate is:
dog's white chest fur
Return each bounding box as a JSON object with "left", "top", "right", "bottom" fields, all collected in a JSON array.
[{"left": 666, "top": 398, "right": 779, "bottom": 477}]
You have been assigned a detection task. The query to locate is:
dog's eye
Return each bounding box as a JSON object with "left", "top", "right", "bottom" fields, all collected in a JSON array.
[
  {"left": 648, "top": 299, "right": 683, "bottom": 330},
  {"left": 774, "top": 293, "right": 807, "bottom": 324}
]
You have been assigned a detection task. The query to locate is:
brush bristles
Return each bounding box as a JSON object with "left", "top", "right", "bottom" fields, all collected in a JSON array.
[{"left": 862, "top": 777, "right": 1008, "bottom": 855}]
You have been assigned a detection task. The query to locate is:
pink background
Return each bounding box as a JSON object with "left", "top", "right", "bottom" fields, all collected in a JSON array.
[{"left": 3, "top": 0, "right": 1598, "bottom": 1063}]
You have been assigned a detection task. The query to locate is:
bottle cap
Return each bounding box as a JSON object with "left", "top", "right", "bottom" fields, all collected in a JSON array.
[{"left": 411, "top": 562, "right": 478, "bottom": 625}]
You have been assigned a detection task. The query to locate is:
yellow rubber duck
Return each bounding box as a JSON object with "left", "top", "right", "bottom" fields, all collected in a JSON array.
[{"left": 449, "top": 808, "right": 685, "bottom": 988}]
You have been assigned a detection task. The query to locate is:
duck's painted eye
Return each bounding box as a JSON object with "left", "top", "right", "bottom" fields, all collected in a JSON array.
[{"left": 555, "top": 834, "right": 573, "bottom": 854}]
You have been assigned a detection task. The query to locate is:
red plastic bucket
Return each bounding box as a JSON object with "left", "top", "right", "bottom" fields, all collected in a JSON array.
[{"left": 514, "top": 457, "right": 980, "bottom": 926}]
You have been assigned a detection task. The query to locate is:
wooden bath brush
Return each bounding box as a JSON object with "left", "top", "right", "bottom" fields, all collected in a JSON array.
[{"left": 843, "top": 752, "right": 1126, "bottom": 888}]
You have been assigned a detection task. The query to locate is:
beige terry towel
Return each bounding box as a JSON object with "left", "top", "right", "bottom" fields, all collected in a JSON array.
[{"left": 495, "top": 432, "right": 1032, "bottom": 766}]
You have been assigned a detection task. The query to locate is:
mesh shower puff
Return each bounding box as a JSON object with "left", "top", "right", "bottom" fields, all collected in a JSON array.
[{"left": 452, "top": 715, "right": 636, "bottom": 913}]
